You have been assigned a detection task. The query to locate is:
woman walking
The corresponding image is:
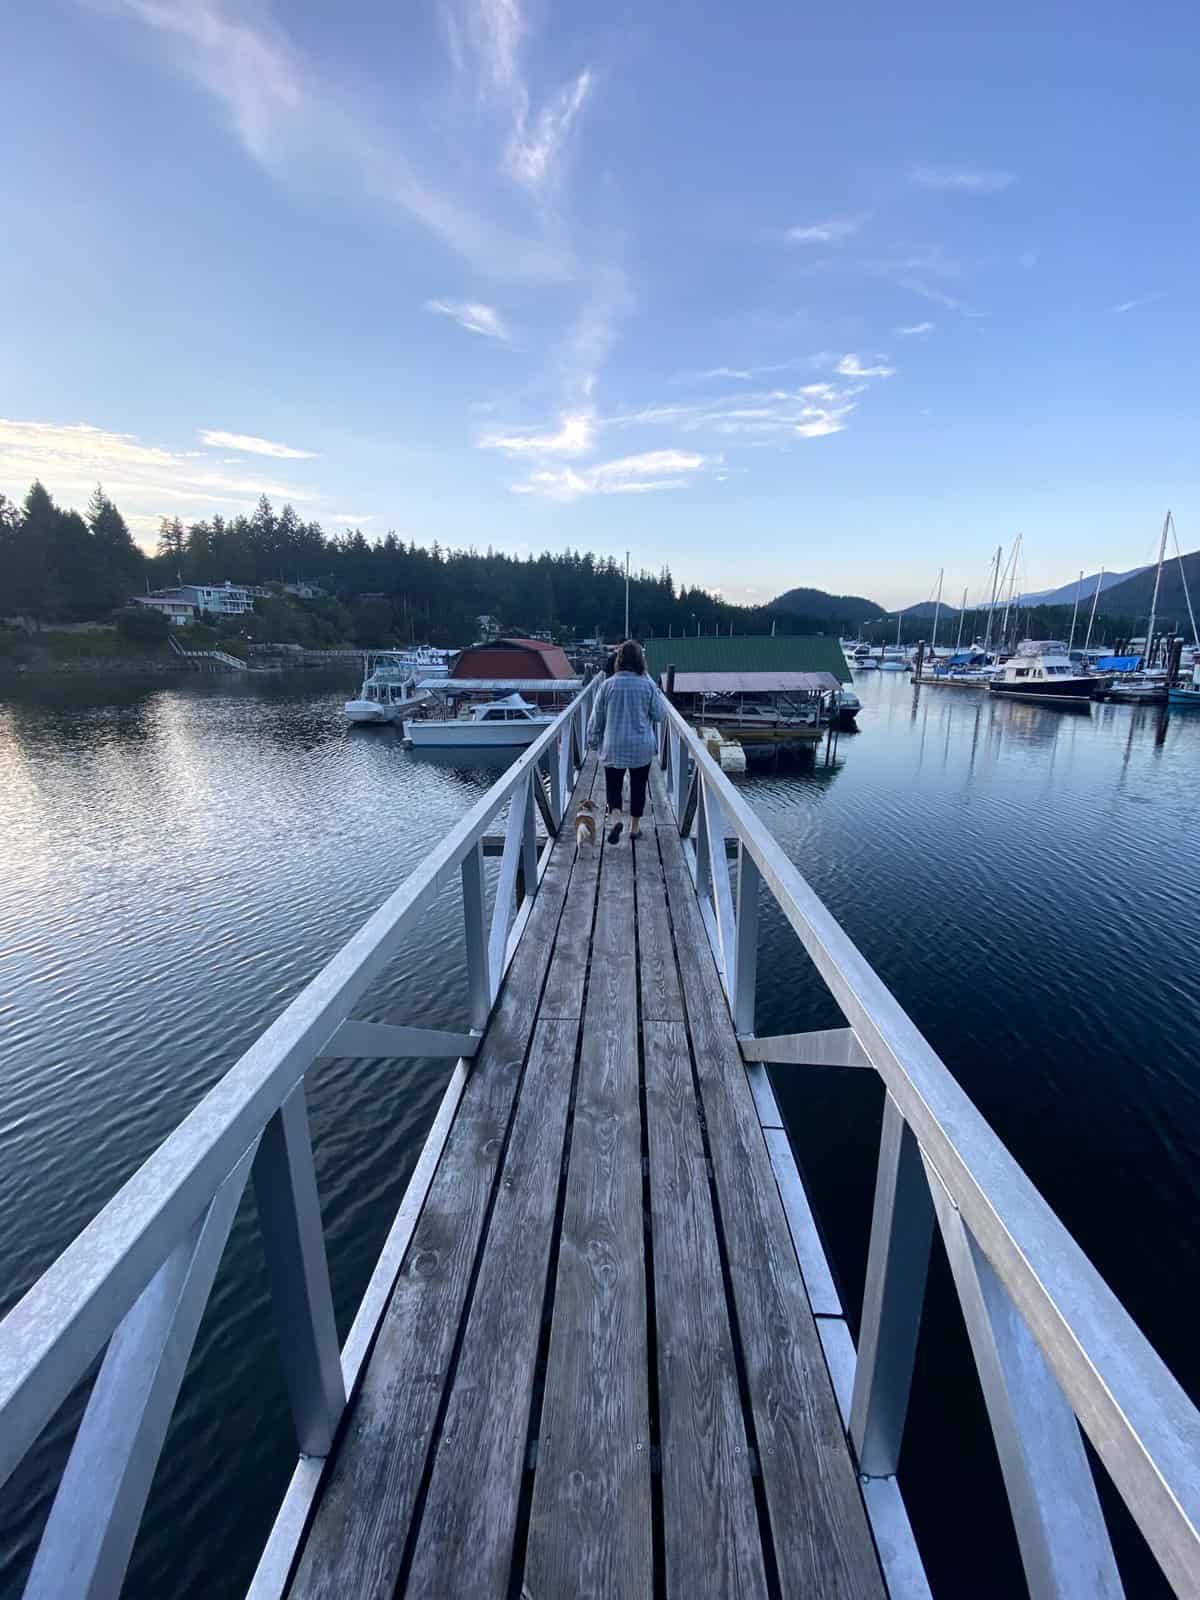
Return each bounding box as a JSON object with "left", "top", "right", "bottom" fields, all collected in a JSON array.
[{"left": 587, "top": 640, "right": 665, "bottom": 843}]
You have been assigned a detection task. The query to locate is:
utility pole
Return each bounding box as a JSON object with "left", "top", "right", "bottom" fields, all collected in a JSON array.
[
  {"left": 1068, "top": 569, "right": 1084, "bottom": 651},
  {"left": 624, "top": 551, "right": 630, "bottom": 639}
]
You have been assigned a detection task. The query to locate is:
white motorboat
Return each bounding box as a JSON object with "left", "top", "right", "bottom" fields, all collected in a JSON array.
[
  {"left": 988, "top": 641, "right": 1094, "bottom": 704},
  {"left": 403, "top": 693, "right": 556, "bottom": 747},
  {"left": 345, "top": 653, "right": 432, "bottom": 725}
]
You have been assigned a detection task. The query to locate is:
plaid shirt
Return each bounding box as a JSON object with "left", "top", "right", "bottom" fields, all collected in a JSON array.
[{"left": 588, "top": 671, "right": 664, "bottom": 768}]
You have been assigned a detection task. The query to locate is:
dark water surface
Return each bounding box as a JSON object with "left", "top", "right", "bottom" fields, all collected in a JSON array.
[{"left": 1, "top": 670, "right": 1197, "bottom": 1595}]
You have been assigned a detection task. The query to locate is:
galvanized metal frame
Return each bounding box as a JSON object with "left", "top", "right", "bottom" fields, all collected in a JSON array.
[
  {"left": 0, "top": 679, "right": 599, "bottom": 1599},
  {"left": 656, "top": 704, "right": 1200, "bottom": 1597}
]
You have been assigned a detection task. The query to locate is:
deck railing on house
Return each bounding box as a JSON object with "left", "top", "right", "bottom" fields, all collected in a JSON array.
[
  {"left": 658, "top": 701, "right": 1200, "bottom": 1599},
  {"left": 0, "top": 679, "right": 600, "bottom": 1600}
]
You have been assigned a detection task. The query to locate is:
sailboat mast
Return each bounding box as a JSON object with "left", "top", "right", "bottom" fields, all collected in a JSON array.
[
  {"left": 982, "top": 545, "right": 1002, "bottom": 654},
  {"left": 999, "top": 534, "right": 1022, "bottom": 648},
  {"left": 1084, "top": 566, "right": 1104, "bottom": 653},
  {"left": 1068, "top": 569, "right": 1084, "bottom": 651},
  {"left": 931, "top": 567, "right": 944, "bottom": 651},
  {"left": 895, "top": 609, "right": 902, "bottom": 649},
  {"left": 1169, "top": 511, "right": 1199, "bottom": 648},
  {"left": 955, "top": 585, "right": 967, "bottom": 650},
  {"left": 1145, "top": 511, "right": 1170, "bottom": 667}
]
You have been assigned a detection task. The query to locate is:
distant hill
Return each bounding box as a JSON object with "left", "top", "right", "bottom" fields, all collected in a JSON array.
[
  {"left": 767, "top": 586, "right": 885, "bottom": 625},
  {"left": 1012, "top": 565, "right": 1144, "bottom": 609},
  {"left": 1086, "top": 548, "right": 1200, "bottom": 629}
]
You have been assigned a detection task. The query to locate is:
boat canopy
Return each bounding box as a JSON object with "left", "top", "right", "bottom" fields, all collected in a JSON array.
[
  {"left": 485, "top": 692, "right": 537, "bottom": 710},
  {"left": 668, "top": 671, "right": 842, "bottom": 694},
  {"left": 945, "top": 650, "right": 986, "bottom": 665},
  {"left": 1096, "top": 655, "right": 1142, "bottom": 673},
  {"left": 418, "top": 678, "right": 582, "bottom": 692}
]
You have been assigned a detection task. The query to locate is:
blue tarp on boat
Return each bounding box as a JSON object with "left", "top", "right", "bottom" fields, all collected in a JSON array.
[{"left": 1096, "top": 655, "right": 1142, "bottom": 673}]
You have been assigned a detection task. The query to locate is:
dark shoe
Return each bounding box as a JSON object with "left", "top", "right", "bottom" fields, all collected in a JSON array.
[{"left": 607, "top": 820, "right": 623, "bottom": 844}]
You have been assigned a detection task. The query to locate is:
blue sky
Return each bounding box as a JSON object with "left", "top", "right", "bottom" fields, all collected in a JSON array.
[{"left": 2, "top": 0, "right": 1197, "bottom": 608}]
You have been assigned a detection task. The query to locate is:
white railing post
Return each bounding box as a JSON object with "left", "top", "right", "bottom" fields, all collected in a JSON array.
[
  {"left": 850, "top": 1094, "right": 933, "bottom": 1476},
  {"left": 702, "top": 780, "right": 736, "bottom": 990},
  {"left": 672, "top": 729, "right": 688, "bottom": 822},
  {"left": 731, "top": 844, "right": 760, "bottom": 1037},
  {"left": 24, "top": 1153, "right": 254, "bottom": 1600},
  {"left": 461, "top": 839, "right": 491, "bottom": 1028},
  {"left": 520, "top": 769, "right": 539, "bottom": 894},
  {"left": 694, "top": 772, "right": 712, "bottom": 902},
  {"left": 253, "top": 1086, "right": 346, "bottom": 1458},
  {"left": 922, "top": 1154, "right": 1125, "bottom": 1600},
  {"left": 487, "top": 774, "right": 531, "bottom": 996}
]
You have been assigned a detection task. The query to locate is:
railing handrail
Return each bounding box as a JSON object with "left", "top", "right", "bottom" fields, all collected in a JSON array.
[
  {"left": 659, "top": 699, "right": 1200, "bottom": 1593},
  {"left": 0, "top": 679, "right": 599, "bottom": 1501}
]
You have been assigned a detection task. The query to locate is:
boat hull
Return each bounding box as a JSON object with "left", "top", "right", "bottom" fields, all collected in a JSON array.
[
  {"left": 403, "top": 718, "right": 553, "bottom": 747},
  {"left": 345, "top": 692, "right": 428, "bottom": 725},
  {"left": 988, "top": 677, "right": 1093, "bottom": 704},
  {"left": 1168, "top": 688, "right": 1200, "bottom": 708}
]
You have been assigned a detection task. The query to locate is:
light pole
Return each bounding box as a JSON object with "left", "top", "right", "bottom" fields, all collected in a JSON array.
[{"left": 624, "top": 550, "right": 630, "bottom": 639}]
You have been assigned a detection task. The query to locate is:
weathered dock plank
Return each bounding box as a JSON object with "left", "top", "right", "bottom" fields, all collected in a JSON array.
[
  {"left": 642, "top": 1015, "right": 769, "bottom": 1600},
  {"left": 651, "top": 766, "right": 886, "bottom": 1600},
  {"left": 403, "top": 1015, "right": 577, "bottom": 1598},
  {"left": 635, "top": 831, "right": 685, "bottom": 1023},
  {"left": 287, "top": 770, "right": 592, "bottom": 1600},
  {"left": 524, "top": 834, "right": 652, "bottom": 1599}
]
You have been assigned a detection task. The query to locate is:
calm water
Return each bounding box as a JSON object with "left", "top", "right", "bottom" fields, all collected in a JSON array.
[{"left": 1, "top": 670, "right": 1197, "bottom": 1596}]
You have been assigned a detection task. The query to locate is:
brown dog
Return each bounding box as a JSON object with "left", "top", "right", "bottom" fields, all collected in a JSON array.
[{"left": 575, "top": 798, "right": 598, "bottom": 848}]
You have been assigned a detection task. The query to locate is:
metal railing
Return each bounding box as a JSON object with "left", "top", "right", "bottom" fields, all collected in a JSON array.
[
  {"left": 658, "top": 701, "right": 1200, "bottom": 1599},
  {"left": 0, "top": 678, "right": 600, "bottom": 1599}
]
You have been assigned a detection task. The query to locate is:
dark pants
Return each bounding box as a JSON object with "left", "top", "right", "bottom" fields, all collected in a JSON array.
[{"left": 605, "top": 763, "right": 650, "bottom": 818}]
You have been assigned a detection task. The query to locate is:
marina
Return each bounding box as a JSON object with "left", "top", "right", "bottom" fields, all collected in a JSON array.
[{"left": 1, "top": 669, "right": 1199, "bottom": 1598}]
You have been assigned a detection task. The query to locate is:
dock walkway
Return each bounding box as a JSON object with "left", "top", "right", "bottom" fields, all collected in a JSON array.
[
  {"left": 288, "top": 755, "right": 883, "bottom": 1598},
  {"left": 5, "top": 682, "right": 1198, "bottom": 1600}
]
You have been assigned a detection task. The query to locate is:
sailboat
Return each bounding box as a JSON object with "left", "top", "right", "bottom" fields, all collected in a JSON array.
[
  {"left": 1107, "top": 513, "right": 1171, "bottom": 704},
  {"left": 879, "top": 610, "right": 907, "bottom": 669}
]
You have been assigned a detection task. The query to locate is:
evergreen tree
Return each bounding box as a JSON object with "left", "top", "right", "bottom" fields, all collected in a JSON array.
[
  {"left": 156, "top": 516, "right": 186, "bottom": 573},
  {"left": 88, "top": 487, "right": 144, "bottom": 612}
]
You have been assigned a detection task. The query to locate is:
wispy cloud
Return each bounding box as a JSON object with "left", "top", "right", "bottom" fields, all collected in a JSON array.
[
  {"left": 895, "top": 322, "right": 934, "bottom": 337},
  {"left": 0, "top": 418, "right": 319, "bottom": 547},
  {"left": 836, "top": 354, "right": 896, "bottom": 378},
  {"left": 424, "top": 299, "right": 513, "bottom": 341},
  {"left": 511, "top": 449, "right": 711, "bottom": 501},
  {"left": 201, "top": 429, "right": 317, "bottom": 459},
  {"left": 910, "top": 165, "right": 1015, "bottom": 193},
  {"left": 505, "top": 69, "right": 593, "bottom": 191},
  {"left": 609, "top": 381, "right": 862, "bottom": 441},
  {"left": 103, "top": 0, "right": 577, "bottom": 281},
  {"left": 1108, "top": 292, "right": 1165, "bottom": 314},
  {"left": 479, "top": 412, "right": 594, "bottom": 454},
  {"left": 331, "top": 513, "right": 375, "bottom": 525},
  {"left": 785, "top": 214, "right": 869, "bottom": 244}
]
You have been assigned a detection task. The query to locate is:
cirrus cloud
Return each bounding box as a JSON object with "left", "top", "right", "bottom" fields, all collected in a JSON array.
[
  {"left": 511, "top": 448, "right": 710, "bottom": 501},
  {"left": 201, "top": 429, "right": 317, "bottom": 459},
  {"left": 424, "top": 299, "right": 513, "bottom": 342}
]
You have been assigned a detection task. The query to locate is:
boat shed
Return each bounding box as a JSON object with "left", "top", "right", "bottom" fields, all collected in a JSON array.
[
  {"left": 643, "top": 633, "right": 851, "bottom": 685},
  {"left": 451, "top": 637, "right": 576, "bottom": 681},
  {"left": 670, "top": 670, "right": 842, "bottom": 695}
]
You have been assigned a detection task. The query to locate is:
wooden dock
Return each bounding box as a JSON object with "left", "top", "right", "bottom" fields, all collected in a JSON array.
[
  {"left": 287, "top": 755, "right": 884, "bottom": 1599},
  {"left": 8, "top": 683, "right": 1196, "bottom": 1600}
]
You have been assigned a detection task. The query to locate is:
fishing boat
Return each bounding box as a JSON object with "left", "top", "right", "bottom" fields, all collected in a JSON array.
[
  {"left": 1168, "top": 670, "right": 1200, "bottom": 708},
  {"left": 988, "top": 640, "right": 1094, "bottom": 704},
  {"left": 403, "top": 693, "right": 556, "bottom": 748},
  {"left": 344, "top": 653, "right": 432, "bottom": 725}
]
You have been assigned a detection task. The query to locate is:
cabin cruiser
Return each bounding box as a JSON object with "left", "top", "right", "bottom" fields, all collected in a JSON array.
[
  {"left": 344, "top": 654, "right": 431, "bottom": 725},
  {"left": 988, "top": 641, "right": 1094, "bottom": 704},
  {"left": 848, "top": 643, "right": 878, "bottom": 670},
  {"left": 403, "top": 693, "right": 556, "bottom": 747}
]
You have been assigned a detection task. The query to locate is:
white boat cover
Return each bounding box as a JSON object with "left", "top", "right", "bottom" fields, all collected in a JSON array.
[
  {"left": 417, "top": 678, "right": 582, "bottom": 692},
  {"left": 667, "top": 671, "right": 842, "bottom": 694}
]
